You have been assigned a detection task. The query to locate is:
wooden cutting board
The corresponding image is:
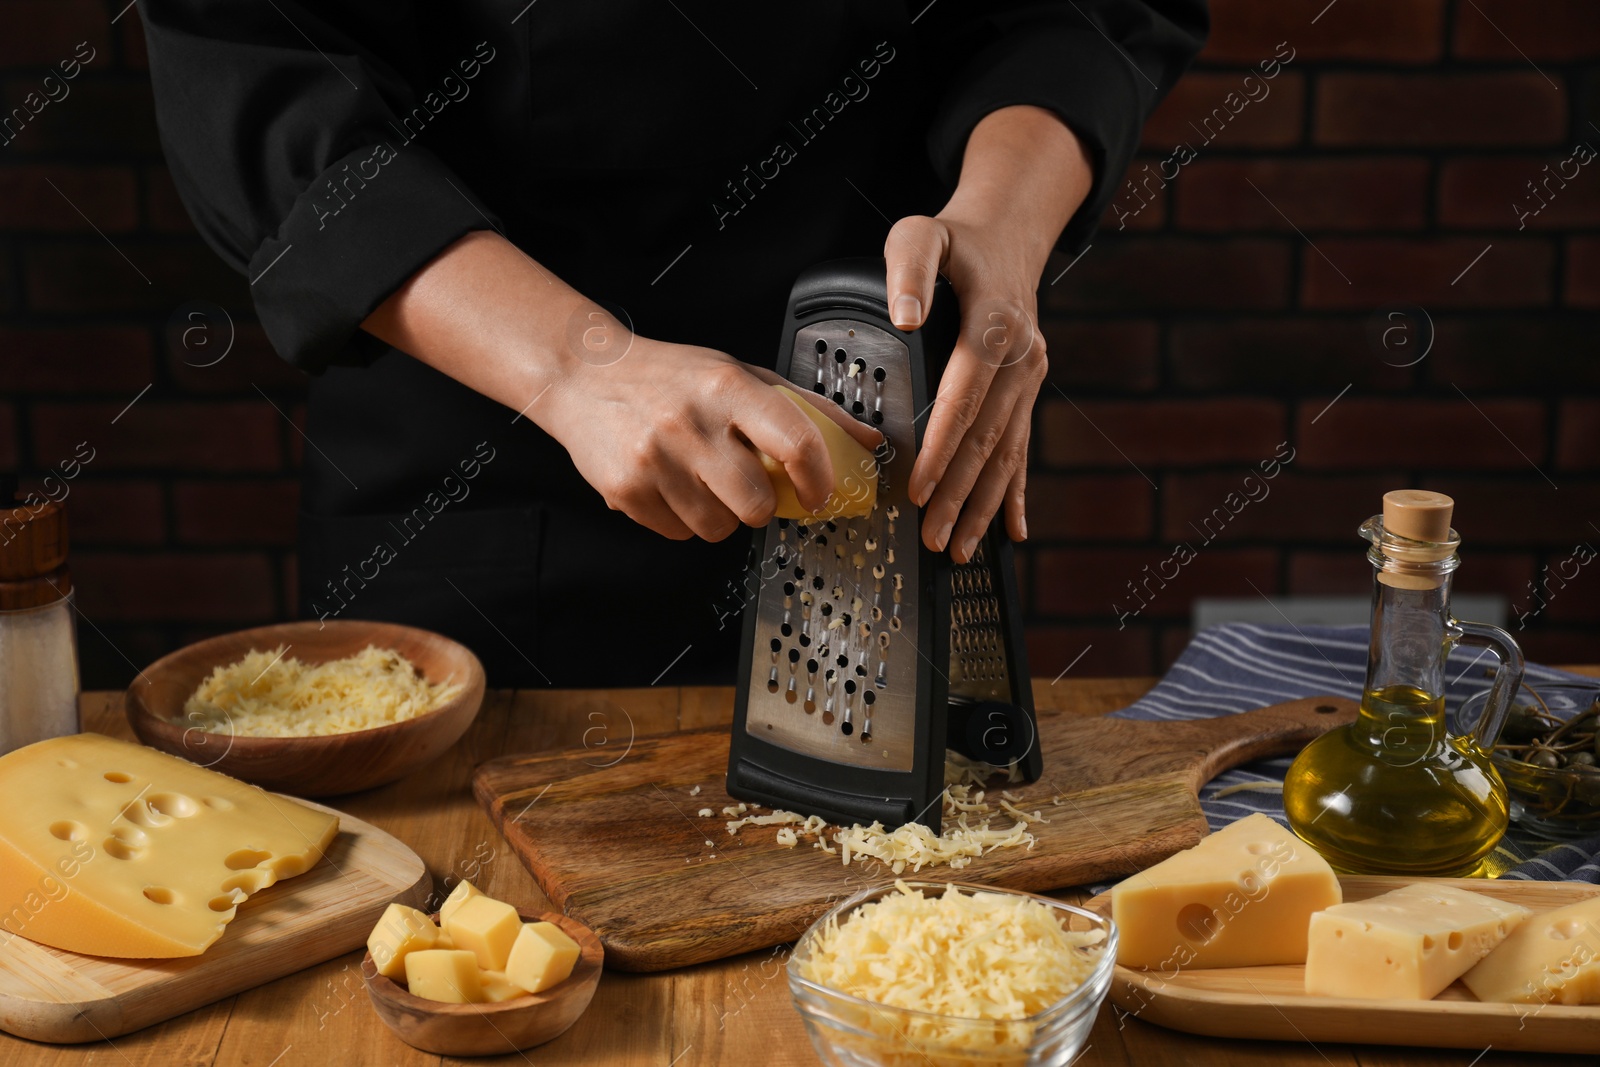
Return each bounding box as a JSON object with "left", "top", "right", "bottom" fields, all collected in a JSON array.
[
  {"left": 0, "top": 799, "right": 429, "bottom": 1044},
  {"left": 474, "top": 695, "right": 1357, "bottom": 972}
]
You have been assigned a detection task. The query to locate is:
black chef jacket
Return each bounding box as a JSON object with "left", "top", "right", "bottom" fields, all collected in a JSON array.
[{"left": 141, "top": 1, "right": 1206, "bottom": 688}]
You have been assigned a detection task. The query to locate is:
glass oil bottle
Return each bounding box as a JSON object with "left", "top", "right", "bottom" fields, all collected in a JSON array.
[{"left": 1283, "top": 490, "right": 1524, "bottom": 876}]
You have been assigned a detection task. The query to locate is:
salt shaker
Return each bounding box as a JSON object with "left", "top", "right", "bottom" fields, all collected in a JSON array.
[{"left": 0, "top": 477, "right": 81, "bottom": 754}]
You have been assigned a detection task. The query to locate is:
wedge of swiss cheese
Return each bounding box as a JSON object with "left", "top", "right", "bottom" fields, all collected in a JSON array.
[
  {"left": 1112, "top": 812, "right": 1341, "bottom": 969},
  {"left": 0, "top": 733, "right": 339, "bottom": 958},
  {"left": 1462, "top": 894, "right": 1600, "bottom": 1004}
]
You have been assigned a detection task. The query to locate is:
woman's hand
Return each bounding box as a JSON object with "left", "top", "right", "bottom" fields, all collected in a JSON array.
[{"left": 885, "top": 106, "right": 1093, "bottom": 563}]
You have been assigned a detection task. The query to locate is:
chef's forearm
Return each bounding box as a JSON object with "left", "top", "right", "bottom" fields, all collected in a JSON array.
[
  {"left": 936, "top": 105, "right": 1094, "bottom": 281},
  {"left": 360, "top": 229, "right": 600, "bottom": 419}
]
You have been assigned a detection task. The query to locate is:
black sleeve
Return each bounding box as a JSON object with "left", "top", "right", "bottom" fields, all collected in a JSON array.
[
  {"left": 140, "top": 1, "right": 500, "bottom": 374},
  {"left": 918, "top": 0, "right": 1209, "bottom": 252}
]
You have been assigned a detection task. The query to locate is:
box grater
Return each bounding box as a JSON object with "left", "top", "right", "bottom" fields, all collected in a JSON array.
[{"left": 726, "top": 259, "right": 1042, "bottom": 833}]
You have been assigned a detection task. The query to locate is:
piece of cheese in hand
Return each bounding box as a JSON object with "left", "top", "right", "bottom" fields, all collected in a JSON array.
[
  {"left": 405, "top": 949, "right": 484, "bottom": 1004},
  {"left": 1304, "top": 883, "right": 1529, "bottom": 1000},
  {"left": 760, "top": 385, "right": 877, "bottom": 521},
  {"left": 1462, "top": 895, "right": 1600, "bottom": 1005},
  {"left": 505, "top": 920, "right": 581, "bottom": 994},
  {"left": 1111, "top": 813, "right": 1341, "bottom": 970},
  {"left": 0, "top": 733, "right": 338, "bottom": 958},
  {"left": 445, "top": 894, "right": 522, "bottom": 970},
  {"left": 438, "top": 878, "right": 481, "bottom": 926},
  {"left": 367, "top": 903, "right": 443, "bottom": 980}
]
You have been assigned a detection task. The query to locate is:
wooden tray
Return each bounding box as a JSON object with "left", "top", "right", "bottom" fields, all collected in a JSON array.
[
  {"left": 474, "top": 695, "right": 1358, "bottom": 971},
  {"left": 1083, "top": 876, "right": 1600, "bottom": 1055},
  {"left": 0, "top": 799, "right": 429, "bottom": 1044}
]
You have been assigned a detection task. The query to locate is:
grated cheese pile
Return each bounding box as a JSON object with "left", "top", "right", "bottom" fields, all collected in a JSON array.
[
  {"left": 724, "top": 754, "right": 1050, "bottom": 873},
  {"left": 797, "top": 881, "right": 1105, "bottom": 1057},
  {"left": 179, "top": 645, "right": 462, "bottom": 737}
]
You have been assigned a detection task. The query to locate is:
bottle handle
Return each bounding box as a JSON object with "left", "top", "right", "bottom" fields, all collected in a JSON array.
[{"left": 1447, "top": 618, "right": 1525, "bottom": 749}]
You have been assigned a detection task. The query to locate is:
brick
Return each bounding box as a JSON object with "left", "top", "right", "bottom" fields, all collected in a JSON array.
[
  {"left": 1557, "top": 400, "right": 1600, "bottom": 471},
  {"left": 1290, "top": 550, "right": 1536, "bottom": 601},
  {"left": 77, "top": 625, "right": 170, "bottom": 691},
  {"left": 0, "top": 250, "right": 13, "bottom": 314},
  {"left": 1177, "top": 158, "right": 1429, "bottom": 231},
  {"left": 1454, "top": 1, "right": 1600, "bottom": 61},
  {"left": 1043, "top": 239, "right": 1292, "bottom": 313},
  {"left": 12, "top": 479, "right": 166, "bottom": 546},
  {"left": 1035, "top": 547, "right": 1280, "bottom": 620},
  {"left": 1528, "top": 548, "right": 1600, "bottom": 624},
  {"left": 74, "top": 552, "right": 277, "bottom": 622},
  {"left": 1517, "top": 628, "right": 1600, "bottom": 666},
  {"left": 1420, "top": 478, "right": 1597, "bottom": 546},
  {"left": 0, "top": 327, "right": 153, "bottom": 392},
  {"left": 32, "top": 401, "right": 282, "bottom": 472},
  {"left": 1172, "top": 319, "right": 1414, "bottom": 392},
  {"left": 1201, "top": 0, "right": 1443, "bottom": 64},
  {"left": 1301, "top": 238, "right": 1554, "bottom": 309},
  {"left": 121, "top": 5, "right": 149, "bottom": 70},
  {"left": 173, "top": 480, "right": 299, "bottom": 546},
  {"left": 1568, "top": 238, "right": 1600, "bottom": 308},
  {"left": 1158, "top": 626, "right": 1194, "bottom": 671},
  {"left": 0, "top": 3, "right": 110, "bottom": 67},
  {"left": 0, "top": 165, "right": 138, "bottom": 231},
  {"left": 145, "top": 167, "right": 196, "bottom": 233},
  {"left": 1038, "top": 398, "right": 1286, "bottom": 470},
  {"left": 1161, "top": 473, "right": 1396, "bottom": 543},
  {"left": 0, "top": 79, "right": 161, "bottom": 156},
  {"left": 1036, "top": 319, "right": 1160, "bottom": 392},
  {"left": 1102, "top": 158, "right": 1169, "bottom": 232},
  {"left": 1142, "top": 72, "right": 1305, "bottom": 150},
  {"left": 166, "top": 322, "right": 309, "bottom": 394},
  {"left": 1431, "top": 315, "right": 1600, "bottom": 389},
  {"left": 1440, "top": 156, "right": 1600, "bottom": 230},
  {"left": 1299, "top": 398, "right": 1547, "bottom": 471},
  {"left": 0, "top": 404, "right": 16, "bottom": 469},
  {"left": 1315, "top": 74, "right": 1566, "bottom": 147},
  {"left": 1025, "top": 474, "right": 1153, "bottom": 541},
  {"left": 282, "top": 553, "right": 299, "bottom": 618},
  {"left": 1024, "top": 625, "right": 1155, "bottom": 678},
  {"left": 25, "top": 242, "right": 251, "bottom": 314},
  {"left": 287, "top": 403, "right": 307, "bottom": 468}
]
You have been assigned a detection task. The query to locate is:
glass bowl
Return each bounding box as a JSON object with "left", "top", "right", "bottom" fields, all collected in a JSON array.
[
  {"left": 1466, "top": 684, "right": 1600, "bottom": 840},
  {"left": 787, "top": 881, "right": 1117, "bottom": 1067}
]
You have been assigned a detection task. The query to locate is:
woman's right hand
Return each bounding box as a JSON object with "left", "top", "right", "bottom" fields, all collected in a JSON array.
[{"left": 541, "top": 327, "right": 881, "bottom": 542}]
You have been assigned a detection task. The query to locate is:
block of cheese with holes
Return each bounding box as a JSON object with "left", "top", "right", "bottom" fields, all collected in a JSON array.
[
  {"left": 1304, "top": 883, "right": 1529, "bottom": 999},
  {"left": 1111, "top": 813, "right": 1341, "bottom": 970},
  {"left": 0, "top": 733, "right": 338, "bottom": 957},
  {"left": 1462, "top": 895, "right": 1600, "bottom": 1004}
]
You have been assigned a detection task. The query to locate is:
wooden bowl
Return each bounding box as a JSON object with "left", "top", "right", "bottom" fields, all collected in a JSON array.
[
  {"left": 125, "top": 619, "right": 486, "bottom": 797},
  {"left": 362, "top": 911, "right": 603, "bottom": 1056}
]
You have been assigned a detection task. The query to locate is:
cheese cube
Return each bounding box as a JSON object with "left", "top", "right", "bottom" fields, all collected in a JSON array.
[
  {"left": 1462, "top": 896, "right": 1600, "bottom": 1005},
  {"left": 444, "top": 894, "right": 522, "bottom": 970},
  {"left": 1305, "top": 883, "right": 1529, "bottom": 999},
  {"left": 367, "top": 903, "right": 442, "bottom": 980},
  {"left": 504, "top": 921, "right": 581, "bottom": 994},
  {"left": 438, "top": 879, "right": 482, "bottom": 926},
  {"left": 404, "top": 949, "right": 484, "bottom": 1003},
  {"left": 479, "top": 970, "right": 531, "bottom": 1003},
  {"left": 1111, "top": 813, "right": 1341, "bottom": 969}
]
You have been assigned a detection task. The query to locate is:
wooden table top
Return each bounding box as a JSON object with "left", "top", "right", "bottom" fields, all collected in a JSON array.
[{"left": 6, "top": 675, "right": 1595, "bottom": 1067}]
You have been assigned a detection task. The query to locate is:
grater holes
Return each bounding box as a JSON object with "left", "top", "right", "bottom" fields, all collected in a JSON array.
[
  {"left": 834, "top": 347, "right": 847, "bottom": 363},
  {"left": 815, "top": 338, "right": 828, "bottom": 355}
]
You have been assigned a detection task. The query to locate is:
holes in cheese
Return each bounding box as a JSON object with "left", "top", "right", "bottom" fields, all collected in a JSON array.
[
  {"left": 1110, "top": 813, "right": 1341, "bottom": 970},
  {"left": 1304, "top": 883, "right": 1530, "bottom": 1000},
  {"left": 760, "top": 385, "right": 877, "bottom": 521},
  {"left": 1461, "top": 896, "right": 1600, "bottom": 1005},
  {"left": 0, "top": 733, "right": 338, "bottom": 958}
]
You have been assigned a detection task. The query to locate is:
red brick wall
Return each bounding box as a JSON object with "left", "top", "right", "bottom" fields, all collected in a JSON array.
[{"left": 1, "top": 1, "right": 1596, "bottom": 687}]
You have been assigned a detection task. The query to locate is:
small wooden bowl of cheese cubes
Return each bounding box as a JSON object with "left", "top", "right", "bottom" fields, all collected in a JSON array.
[{"left": 362, "top": 881, "right": 603, "bottom": 1056}]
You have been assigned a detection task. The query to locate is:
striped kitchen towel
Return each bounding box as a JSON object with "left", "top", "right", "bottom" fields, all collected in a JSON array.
[{"left": 1110, "top": 622, "right": 1600, "bottom": 883}]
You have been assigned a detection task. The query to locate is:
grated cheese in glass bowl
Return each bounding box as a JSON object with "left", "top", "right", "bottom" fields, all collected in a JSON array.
[{"left": 788, "top": 880, "right": 1116, "bottom": 1066}]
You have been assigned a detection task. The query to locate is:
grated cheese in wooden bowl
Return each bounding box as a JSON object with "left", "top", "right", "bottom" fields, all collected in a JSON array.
[
  {"left": 178, "top": 645, "right": 463, "bottom": 737},
  {"left": 793, "top": 880, "right": 1109, "bottom": 1063}
]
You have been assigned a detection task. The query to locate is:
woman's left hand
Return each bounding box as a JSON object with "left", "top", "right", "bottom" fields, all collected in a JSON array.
[{"left": 884, "top": 105, "right": 1093, "bottom": 563}]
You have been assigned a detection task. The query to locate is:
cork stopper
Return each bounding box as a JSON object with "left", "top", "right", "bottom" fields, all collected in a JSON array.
[
  {"left": 1382, "top": 490, "right": 1454, "bottom": 544},
  {"left": 0, "top": 478, "right": 73, "bottom": 609}
]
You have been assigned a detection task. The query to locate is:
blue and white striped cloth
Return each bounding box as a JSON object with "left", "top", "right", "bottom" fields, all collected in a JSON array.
[{"left": 1109, "top": 623, "right": 1600, "bottom": 884}]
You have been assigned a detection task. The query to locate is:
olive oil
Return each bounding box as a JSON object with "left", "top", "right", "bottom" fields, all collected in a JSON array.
[{"left": 1284, "top": 684, "right": 1509, "bottom": 876}]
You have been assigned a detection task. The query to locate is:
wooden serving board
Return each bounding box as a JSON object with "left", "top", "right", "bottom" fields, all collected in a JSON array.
[
  {"left": 1084, "top": 876, "right": 1600, "bottom": 1055},
  {"left": 0, "top": 799, "right": 429, "bottom": 1044},
  {"left": 474, "top": 694, "right": 1357, "bottom": 972}
]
